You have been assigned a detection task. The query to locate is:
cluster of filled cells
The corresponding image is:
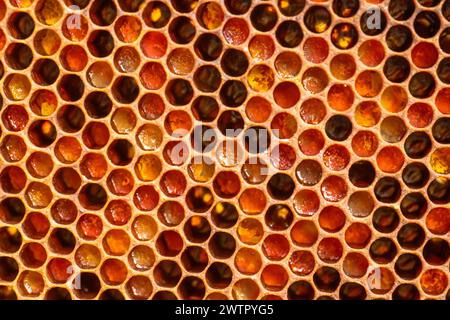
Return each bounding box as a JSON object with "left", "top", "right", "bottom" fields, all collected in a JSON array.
[{"left": 0, "top": 0, "right": 449, "bottom": 300}]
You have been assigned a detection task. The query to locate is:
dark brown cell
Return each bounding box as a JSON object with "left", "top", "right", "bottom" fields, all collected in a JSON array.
[
  {"left": 220, "top": 80, "right": 247, "bottom": 108},
  {"left": 402, "top": 162, "right": 430, "bottom": 189},
  {"left": 276, "top": 21, "right": 303, "bottom": 48},
  {"left": 423, "top": 238, "right": 450, "bottom": 265},
  {"left": 409, "top": 72, "right": 436, "bottom": 98},
  {"left": 427, "top": 177, "right": 450, "bottom": 204},
  {"left": 90, "top": 0, "right": 117, "bottom": 26},
  {"left": 388, "top": 0, "right": 415, "bottom": 20},
  {"left": 372, "top": 207, "right": 400, "bottom": 233},
  {"left": 360, "top": 9, "right": 387, "bottom": 36},
  {"left": 392, "top": 284, "right": 420, "bottom": 300},
  {"left": 325, "top": 115, "right": 352, "bottom": 141},
  {"left": 5, "top": 43, "right": 33, "bottom": 70},
  {"left": 432, "top": 117, "right": 450, "bottom": 143},
  {"left": 343, "top": 252, "right": 368, "bottom": 278},
  {"left": 333, "top": 0, "right": 359, "bottom": 17},
  {"left": 250, "top": 4, "right": 278, "bottom": 32},
  {"left": 339, "top": 282, "right": 366, "bottom": 300},
  {"left": 383, "top": 56, "right": 410, "bottom": 83},
  {"left": 331, "top": 23, "right": 358, "bottom": 49},
  {"left": 386, "top": 25, "right": 412, "bottom": 52},
  {"left": 193, "top": 65, "right": 221, "bottom": 92}
]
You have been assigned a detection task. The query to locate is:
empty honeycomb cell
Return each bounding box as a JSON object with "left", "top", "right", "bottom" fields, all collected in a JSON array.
[
  {"left": 427, "top": 177, "right": 450, "bottom": 204},
  {"left": 99, "top": 289, "right": 123, "bottom": 301},
  {"left": 439, "top": 28, "right": 450, "bottom": 54},
  {"left": 409, "top": 72, "right": 436, "bottom": 98},
  {"left": 48, "top": 227, "right": 76, "bottom": 255}
]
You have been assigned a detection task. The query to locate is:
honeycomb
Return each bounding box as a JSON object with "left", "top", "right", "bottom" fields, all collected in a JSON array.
[{"left": 0, "top": 0, "right": 449, "bottom": 300}]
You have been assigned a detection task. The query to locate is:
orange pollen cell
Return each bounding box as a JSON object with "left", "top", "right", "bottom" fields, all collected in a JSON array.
[{"left": 0, "top": 0, "right": 448, "bottom": 301}]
